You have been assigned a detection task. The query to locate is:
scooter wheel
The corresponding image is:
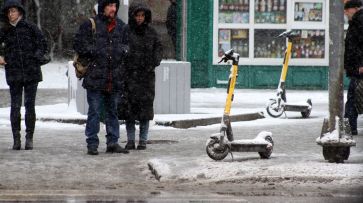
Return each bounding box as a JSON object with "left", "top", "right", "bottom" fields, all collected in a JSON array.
[
  {"left": 301, "top": 110, "right": 311, "bottom": 118},
  {"left": 206, "top": 138, "right": 229, "bottom": 161},
  {"left": 266, "top": 100, "right": 284, "bottom": 118},
  {"left": 258, "top": 135, "right": 274, "bottom": 159}
]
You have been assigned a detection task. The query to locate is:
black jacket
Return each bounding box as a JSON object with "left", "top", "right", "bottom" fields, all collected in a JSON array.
[
  {"left": 344, "top": 8, "right": 363, "bottom": 78},
  {"left": 0, "top": 0, "right": 47, "bottom": 85},
  {"left": 72, "top": 0, "right": 129, "bottom": 92},
  {"left": 120, "top": 1, "right": 163, "bottom": 121}
]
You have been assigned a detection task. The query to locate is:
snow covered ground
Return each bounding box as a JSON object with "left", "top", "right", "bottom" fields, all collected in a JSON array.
[{"left": 0, "top": 62, "right": 362, "bottom": 200}]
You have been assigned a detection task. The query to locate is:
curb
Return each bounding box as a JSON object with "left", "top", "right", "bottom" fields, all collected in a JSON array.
[
  {"left": 155, "top": 112, "right": 265, "bottom": 128},
  {"left": 34, "top": 111, "right": 265, "bottom": 129}
]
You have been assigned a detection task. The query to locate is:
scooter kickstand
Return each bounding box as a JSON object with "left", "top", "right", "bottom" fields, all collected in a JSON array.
[
  {"left": 230, "top": 151, "right": 234, "bottom": 162},
  {"left": 284, "top": 111, "right": 288, "bottom": 119}
]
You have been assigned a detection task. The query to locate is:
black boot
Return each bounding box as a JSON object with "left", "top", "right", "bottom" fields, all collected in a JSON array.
[
  {"left": 87, "top": 145, "right": 99, "bottom": 155},
  {"left": 106, "top": 144, "right": 129, "bottom": 154},
  {"left": 25, "top": 114, "right": 36, "bottom": 150},
  {"left": 10, "top": 113, "right": 21, "bottom": 150},
  {"left": 137, "top": 140, "right": 147, "bottom": 150},
  {"left": 125, "top": 140, "right": 135, "bottom": 150}
]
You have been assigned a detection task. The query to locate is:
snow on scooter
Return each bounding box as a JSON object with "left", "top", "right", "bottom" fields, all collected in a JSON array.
[
  {"left": 266, "top": 30, "right": 312, "bottom": 118},
  {"left": 206, "top": 50, "right": 274, "bottom": 161}
]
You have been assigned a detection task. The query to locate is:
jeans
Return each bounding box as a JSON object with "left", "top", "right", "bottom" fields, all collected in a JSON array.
[
  {"left": 345, "top": 77, "right": 358, "bottom": 131},
  {"left": 85, "top": 90, "right": 120, "bottom": 147},
  {"left": 126, "top": 120, "right": 149, "bottom": 141},
  {"left": 9, "top": 81, "right": 38, "bottom": 116}
]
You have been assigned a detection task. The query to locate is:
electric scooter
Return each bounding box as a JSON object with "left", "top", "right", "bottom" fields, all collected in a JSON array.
[
  {"left": 206, "top": 50, "right": 274, "bottom": 161},
  {"left": 266, "top": 30, "right": 312, "bottom": 118}
]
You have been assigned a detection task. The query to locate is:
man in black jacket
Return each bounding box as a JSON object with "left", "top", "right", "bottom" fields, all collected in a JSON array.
[
  {"left": 344, "top": 0, "right": 363, "bottom": 135},
  {"left": 73, "top": 0, "right": 129, "bottom": 155}
]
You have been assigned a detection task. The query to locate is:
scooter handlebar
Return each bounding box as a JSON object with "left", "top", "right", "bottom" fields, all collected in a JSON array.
[
  {"left": 218, "top": 55, "right": 228, "bottom": 64},
  {"left": 278, "top": 30, "right": 293, "bottom": 38},
  {"left": 218, "top": 49, "right": 239, "bottom": 64}
]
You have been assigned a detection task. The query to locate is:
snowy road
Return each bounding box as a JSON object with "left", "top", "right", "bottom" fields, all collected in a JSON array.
[
  {"left": 0, "top": 88, "right": 362, "bottom": 202},
  {"left": 0, "top": 62, "right": 362, "bottom": 202}
]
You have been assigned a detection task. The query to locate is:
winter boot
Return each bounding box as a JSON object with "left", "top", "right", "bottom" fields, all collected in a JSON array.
[
  {"left": 10, "top": 113, "right": 21, "bottom": 150},
  {"left": 351, "top": 129, "right": 358, "bottom": 135},
  {"left": 87, "top": 145, "right": 99, "bottom": 155},
  {"left": 25, "top": 114, "right": 36, "bottom": 150},
  {"left": 137, "top": 140, "right": 147, "bottom": 150},
  {"left": 106, "top": 144, "right": 129, "bottom": 154},
  {"left": 125, "top": 140, "right": 136, "bottom": 150}
]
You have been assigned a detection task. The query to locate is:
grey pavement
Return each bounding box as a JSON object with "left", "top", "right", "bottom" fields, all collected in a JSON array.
[
  {"left": 0, "top": 89, "right": 69, "bottom": 108},
  {"left": 0, "top": 89, "right": 362, "bottom": 202}
]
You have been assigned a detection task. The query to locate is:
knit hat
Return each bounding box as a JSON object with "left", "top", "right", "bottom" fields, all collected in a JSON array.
[
  {"left": 98, "top": 0, "right": 119, "bottom": 16},
  {"left": 344, "top": 0, "right": 363, "bottom": 9}
]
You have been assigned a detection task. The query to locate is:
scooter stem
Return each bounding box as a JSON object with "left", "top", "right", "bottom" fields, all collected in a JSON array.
[
  {"left": 277, "top": 32, "right": 293, "bottom": 103},
  {"left": 219, "top": 49, "right": 240, "bottom": 132}
]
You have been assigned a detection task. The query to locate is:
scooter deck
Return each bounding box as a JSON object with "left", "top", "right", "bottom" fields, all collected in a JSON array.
[
  {"left": 230, "top": 143, "right": 270, "bottom": 152},
  {"left": 283, "top": 102, "right": 311, "bottom": 112},
  {"left": 230, "top": 140, "right": 270, "bottom": 152}
]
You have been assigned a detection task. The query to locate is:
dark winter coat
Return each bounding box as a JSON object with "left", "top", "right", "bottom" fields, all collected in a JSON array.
[
  {"left": 344, "top": 8, "right": 363, "bottom": 79},
  {"left": 120, "top": 1, "right": 163, "bottom": 121},
  {"left": 0, "top": 0, "right": 47, "bottom": 85},
  {"left": 72, "top": 0, "right": 129, "bottom": 92},
  {"left": 166, "top": 0, "right": 177, "bottom": 45}
]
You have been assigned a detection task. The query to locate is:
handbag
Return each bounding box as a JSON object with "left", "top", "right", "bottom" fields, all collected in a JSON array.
[
  {"left": 355, "top": 77, "right": 363, "bottom": 114},
  {"left": 73, "top": 18, "right": 96, "bottom": 79}
]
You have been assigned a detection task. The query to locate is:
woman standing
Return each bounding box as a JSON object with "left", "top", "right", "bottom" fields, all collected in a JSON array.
[
  {"left": 122, "top": 1, "right": 163, "bottom": 150},
  {"left": 0, "top": 0, "right": 48, "bottom": 150}
]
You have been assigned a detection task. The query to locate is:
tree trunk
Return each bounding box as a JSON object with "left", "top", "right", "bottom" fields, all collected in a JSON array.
[{"left": 33, "top": 0, "right": 41, "bottom": 30}]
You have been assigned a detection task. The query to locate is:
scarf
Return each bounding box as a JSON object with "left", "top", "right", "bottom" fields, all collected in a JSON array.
[
  {"left": 108, "top": 18, "right": 116, "bottom": 34},
  {"left": 9, "top": 15, "right": 22, "bottom": 27}
]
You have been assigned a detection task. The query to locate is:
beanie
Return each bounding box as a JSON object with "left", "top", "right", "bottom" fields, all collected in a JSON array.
[{"left": 344, "top": 0, "right": 363, "bottom": 9}]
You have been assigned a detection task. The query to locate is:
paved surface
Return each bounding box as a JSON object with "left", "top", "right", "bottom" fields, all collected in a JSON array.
[
  {"left": 0, "top": 89, "right": 362, "bottom": 202},
  {"left": 0, "top": 89, "right": 68, "bottom": 108}
]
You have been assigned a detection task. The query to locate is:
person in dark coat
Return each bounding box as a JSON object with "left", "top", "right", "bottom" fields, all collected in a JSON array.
[
  {"left": 0, "top": 0, "right": 48, "bottom": 150},
  {"left": 166, "top": 0, "right": 177, "bottom": 50},
  {"left": 122, "top": 1, "right": 163, "bottom": 150},
  {"left": 73, "top": 0, "right": 130, "bottom": 155},
  {"left": 344, "top": 0, "right": 363, "bottom": 135}
]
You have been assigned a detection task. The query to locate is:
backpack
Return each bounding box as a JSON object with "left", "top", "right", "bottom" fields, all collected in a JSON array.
[{"left": 73, "top": 18, "right": 96, "bottom": 79}]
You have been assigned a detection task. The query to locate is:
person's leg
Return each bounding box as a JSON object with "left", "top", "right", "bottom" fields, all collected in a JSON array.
[
  {"left": 345, "top": 78, "right": 358, "bottom": 135},
  {"left": 104, "top": 92, "right": 128, "bottom": 153},
  {"left": 104, "top": 92, "right": 120, "bottom": 146},
  {"left": 9, "top": 84, "right": 23, "bottom": 150},
  {"left": 125, "top": 120, "right": 136, "bottom": 150},
  {"left": 139, "top": 120, "right": 149, "bottom": 141},
  {"left": 23, "top": 81, "right": 38, "bottom": 150},
  {"left": 137, "top": 120, "right": 149, "bottom": 150},
  {"left": 99, "top": 98, "right": 106, "bottom": 130},
  {"left": 85, "top": 90, "right": 103, "bottom": 155}
]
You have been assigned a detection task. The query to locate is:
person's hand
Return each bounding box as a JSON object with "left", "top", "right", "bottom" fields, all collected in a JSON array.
[
  {"left": 359, "top": 67, "right": 363, "bottom": 74},
  {"left": 344, "top": 69, "right": 346, "bottom": 74},
  {"left": 0, "top": 56, "right": 6, "bottom": 66}
]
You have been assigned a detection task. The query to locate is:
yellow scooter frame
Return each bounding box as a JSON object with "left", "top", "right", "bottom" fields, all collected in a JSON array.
[
  {"left": 266, "top": 31, "right": 312, "bottom": 118},
  {"left": 206, "top": 50, "right": 274, "bottom": 161}
]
